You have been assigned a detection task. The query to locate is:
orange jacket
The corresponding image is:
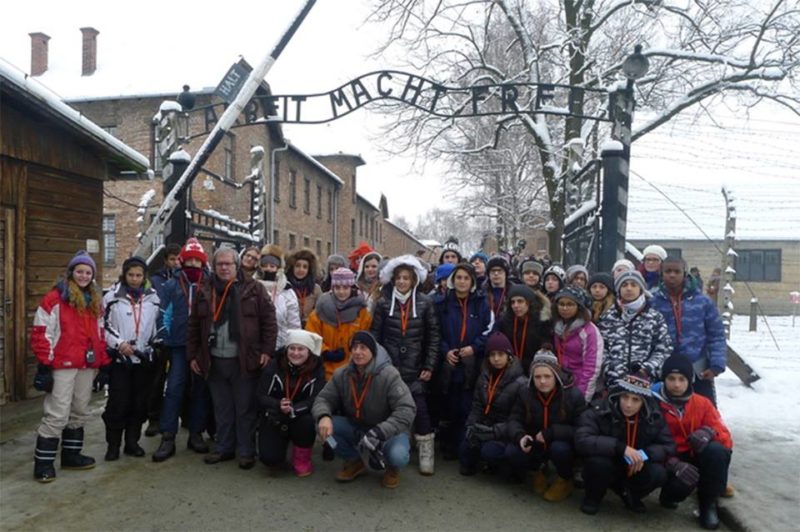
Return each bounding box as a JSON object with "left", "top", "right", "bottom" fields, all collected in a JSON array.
[
  {"left": 305, "top": 307, "right": 372, "bottom": 380},
  {"left": 655, "top": 386, "right": 733, "bottom": 454}
]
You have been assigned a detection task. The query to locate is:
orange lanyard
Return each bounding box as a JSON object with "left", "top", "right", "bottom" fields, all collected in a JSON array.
[
  {"left": 127, "top": 294, "right": 143, "bottom": 338},
  {"left": 211, "top": 280, "right": 235, "bottom": 323},
  {"left": 296, "top": 289, "right": 307, "bottom": 315},
  {"left": 538, "top": 389, "right": 555, "bottom": 430},
  {"left": 489, "top": 287, "right": 506, "bottom": 315},
  {"left": 349, "top": 374, "right": 373, "bottom": 419},
  {"left": 670, "top": 292, "right": 683, "bottom": 344},
  {"left": 626, "top": 414, "right": 640, "bottom": 448},
  {"left": 399, "top": 300, "right": 411, "bottom": 336},
  {"left": 484, "top": 369, "right": 506, "bottom": 415},
  {"left": 285, "top": 372, "right": 305, "bottom": 401},
  {"left": 513, "top": 316, "right": 529, "bottom": 360},
  {"left": 458, "top": 296, "right": 469, "bottom": 345}
]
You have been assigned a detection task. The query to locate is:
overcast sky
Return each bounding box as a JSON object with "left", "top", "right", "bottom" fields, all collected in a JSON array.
[{"left": 2, "top": 0, "right": 798, "bottom": 242}]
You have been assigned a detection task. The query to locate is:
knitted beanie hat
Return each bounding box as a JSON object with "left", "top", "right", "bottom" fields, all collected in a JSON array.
[
  {"left": 285, "top": 329, "right": 323, "bottom": 357},
  {"left": 67, "top": 250, "right": 96, "bottom": 276},
  {"left": 122, "top": 256, "right": 148, "bottom": 275},
  {"left": 327, "top": 254, "right": 347, "bottom": 269},
  {"left": 508, "top": 284, "right": 536, "bottom": 305},
  {"left": 610, "top": 374, "right": 652, "bottom": 399},
  {"left": 661, "top": 354, "right": 694, "bottom": 383},
  {"left": 530, "top": 349, "right": 563, "bottom": 387},
  {"left": 566, "top": 264, "right": 589, "bottom": 282},
  {"left": 485, "top": 331, "right": 513, "bottom": 357},
  {"left": 469, "top": 252, "right": 489, "bottom": 266},
  {"left": 588, "top": 272, "right": 614, "bottom": 294},
  {"left": 179, "top": 238, "right": 208, "bottom": 266},
  {"left": 330, "top": 267, "right": 356, "bottom": 287},
  {"left": 612, "top": 259, "right": 635, "bottom": 276},
  {"left": 543, "top": 264, "right": 567, "bottom": 284},
  {"left": 614, "top": 270, "right": 647, "bottom": 294},
  {"left": 487, "top": 255, "right": 510, "bottom": 275},
  {"left": 554, "top": 285, "right": 591, "bottom": 310},
  {"left": 642, "top": 245, "right": 668, "bottom": 261},
  {"left": 350, "top": 330, "right": 378, "bottom": 356}
]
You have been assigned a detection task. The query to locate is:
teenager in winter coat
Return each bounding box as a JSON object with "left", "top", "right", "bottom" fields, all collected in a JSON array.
[
  {"left": 483, "top": 255, "right": 512, "bottom": 317},
  {"left": 257, "top": 330, "right": 325, "bottom": 477},
  {"left": 653, "top": 355, "right": 733, "bottom": 530},
  {"left": 431, "top": 263, "right": 456, "bottom": 297},
  {"left": 356, "top": 251, "right": 382, "bottom": 313},
  {"left": 102, "top": 256, "right": 162, "bottom": 461},
  {"left": 542, "top": 264, "right": 567, "bottom": 303},
  {"left": 285, "top": 248, "right": 323, "bottom": 327},
  {"left": 566, "top": 265, "right": 589, "bottom": 290},
  {"left": 152, "top": 238, "right": 213, "bottom": 462},
  {"left": 320, "top": 253, "right": 347, "bottom": 293},
  {"left": 459, "top": 332, "right": 523, "bottom": 476},
  {"left": 651, "top": 257, "right": 727, "bottom": 405},
  {"left": 552, "top": 287, "right": 603, "bottom": 402},
  {"left": 435, "top": 263, "right": 495, "bottom": 458},
  {"left": 370, "top": 255, "right": 441, "bottom": 475},
  {"left": 597, "top": 271, "right": 672, "bottom": 392},
  {"left": 638, "top": 245, "right": 667, "bottom": 290},
  {"left": 314, "top": 331, "right": 416, "bottom": 489},
  {"left": 575, "top": 374, "right": 675, "bottom": 515},
  {"left": 31, "top": 250, "right": 110, "bottom": 482},
  {"left": 498, "top": 284, "right": 552, "bottom": 374},
  {"left": 588, "top": 272, "right": 615, "bottom": 323},
  {"left": 506, "top": 350, "right": 586, "bottom": 501},
  {"left": 256, "top": 244, "right": 301, "bottom": 349},
  {"left": 306, "top": 268, "right": 372, "bottom": 381},
  {"left": 519, "top": 259, "right": 544, "bottom": 291}
]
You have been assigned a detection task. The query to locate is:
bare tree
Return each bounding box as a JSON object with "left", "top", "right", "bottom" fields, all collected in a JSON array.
[{"left": 368, "top": 0, "right": 800, "bottom": 259}]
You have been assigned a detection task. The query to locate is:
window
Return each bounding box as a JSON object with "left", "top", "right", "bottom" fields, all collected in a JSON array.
[
  {"left": 224, "top": 134, "right": 234, "bottom": 179},
  {"left": 352, "top": 174, "right": 357, "bottom": 204},
  {"left": 327, "top": 189, "right": 333, "bottom": 221},
  {"left": 303, "top": 236, "right": 310, "bottom": 248},
  {"left": 303, "top": 177, "right": 311, "bottom": 214},
  {"left": 289, "top": 170, "right": 297, "bottom": 208},
  {"left": 273, "top": 229, "right": 279, "bottom": 246},
  {"left": 327, "top": 242, "right": 332, "bottom": 257},
  {"left": 273, "top": 160, "right": 280, "bottom": 202},
  {"left": 351, "top": 219, "right": 356, "bottom": 247},
  {"left": 316, "top": 185, "right": 322, "bottom": 219},
  {"left": 102, "top": 125, "right": 117, "bottom": 137},
  {"left": 289, "top": 233, "right": 296, "bottom": 250},
  {"left": 316, "top": 239, "right": 322, "bottom": 257},
  {"left": 664, "top": 248, "right": 682, "bottom": 258},
  {"left": 736, "top": 249, "right": 781, "bottom": 282},
  {"left": 359, "top": 212, "right": 364, "bottom": 236},
  {"left": 103, "top": 214, "right": 116, "bottom": 265}
]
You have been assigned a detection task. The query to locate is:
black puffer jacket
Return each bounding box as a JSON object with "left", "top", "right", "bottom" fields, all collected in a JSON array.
[
  {"left": 465, "top": 359, "right": 524, "bottom": 436},
  {"left": 498, "top": 310, "right": 553, "bottom": 375},
  {"left": 574, "top": 396, "right": 676, "bottom": 463},
  {"left": 506, "top": 372, "right": 586, "bottom": 445},
  {"left": 371, "top": 285, "right": 441, "bottom": 390},
  {"left": 257, "top": 352, "right": 325, "bottom": 424}
]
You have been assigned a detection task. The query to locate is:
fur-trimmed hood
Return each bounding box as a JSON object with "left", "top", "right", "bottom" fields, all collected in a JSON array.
[
  {"left": 285, "top": 248, "right": 319, "bottom": 281},
  {"left": 357, "top": 251, "right": 382, "bottom": 282},
  {"left": 379, "top": 254, "right": 427, "bottom": 287}
]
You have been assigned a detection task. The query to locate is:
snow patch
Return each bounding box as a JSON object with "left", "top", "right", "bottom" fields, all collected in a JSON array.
[
  {"left": 169, "top": 150, "right": 192, "bottom": 163},
  {"left": 564, "top": 200, "right": 598, "bottom": 227},
  {"left": 600, "top": 139, "right": 624, "bottom": 152}
]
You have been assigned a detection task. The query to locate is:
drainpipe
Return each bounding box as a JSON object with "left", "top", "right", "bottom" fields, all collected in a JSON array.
[
  {"left": 332, "top": 187, "right": 339, "bottom": 254},
  {"left": 270, "top": 140, "right": 289, "bottom": 244}
]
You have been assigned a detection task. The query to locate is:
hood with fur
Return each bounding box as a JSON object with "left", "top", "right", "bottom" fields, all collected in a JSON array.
[{"left": 379, "top": 255, "right": 427, "bottom": 287}]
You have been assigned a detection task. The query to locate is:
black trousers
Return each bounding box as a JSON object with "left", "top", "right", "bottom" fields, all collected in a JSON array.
[
  {"left": 207, "top": 357, "right": 258, "bottom": 457},
  {"left": 146, "top": 347, "right": 169, "bottom": 422},
  {"left": 583, "top": 455, "right": 667, "bottom": 503},
  {"left": 102, "top": 362, "right": 154, "bottom": 431},
  {"left": 257, "top": 414, "right": 316, "bottom": 466},
  {"left": 661, "top": 442, "right": 731, "bottom": 504}
]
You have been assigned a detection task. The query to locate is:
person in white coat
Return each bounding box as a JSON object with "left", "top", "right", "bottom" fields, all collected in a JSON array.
[
  {"left": 102, "top": 256, "right": 162, "bottom": 461},
  {"left": 257, "top": 245, "right": 301, "bottom": 349}
]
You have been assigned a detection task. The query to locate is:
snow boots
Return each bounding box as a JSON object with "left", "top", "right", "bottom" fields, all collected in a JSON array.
[
  {"left": 105, "top": 429, "right": 122, "bottom": 461},
  {"left": 187, "top": 432, "right": 210, "bottom": 454},
  {"left": 699, "top": 498, "right": 721, "bottom": 530},
  {"left": 292, "top": 446, "right": 313, "bottom": 477},
  {"left": 34, "top": 436, "right": 59, "bottom": 482},
  {"left": 543, "top": 478, "right": 574, "bottom": 502},
  {"left": 123, "top": 423, "right": 145, "bottom": 457},
  {"left": 60, "top": 427, "right": 96, "bottom": 470},
  {"left": 416, "top": 433, "right": 435, "bottom": 476}
]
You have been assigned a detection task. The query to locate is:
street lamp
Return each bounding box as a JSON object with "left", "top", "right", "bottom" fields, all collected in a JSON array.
[{"left": 622, "top": 44, "right": 650, "bottom": 84}]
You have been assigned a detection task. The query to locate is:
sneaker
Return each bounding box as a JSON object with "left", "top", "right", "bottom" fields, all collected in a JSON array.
[
  {"left": 381, "top": 467, "right": 400, "bottom": 489},
  {"left": 335, "top": 459, "right": 366, "bottom": 482}
]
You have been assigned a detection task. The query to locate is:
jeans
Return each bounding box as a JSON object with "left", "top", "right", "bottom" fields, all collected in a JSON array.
[
  {"left": 331, "top": 415, "right": 411, "bottom": 469},
  {"left": 159, "top": 347, "right": 210, "bottom": 435}
]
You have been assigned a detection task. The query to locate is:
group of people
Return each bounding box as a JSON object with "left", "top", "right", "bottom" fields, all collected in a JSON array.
[{"left": 30, "top": 239, "right": 732, "bottom": 529}]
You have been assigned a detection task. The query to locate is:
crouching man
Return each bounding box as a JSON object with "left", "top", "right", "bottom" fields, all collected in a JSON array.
[{"left": 312, "top": 331, "right": 416, "bottom": 488}]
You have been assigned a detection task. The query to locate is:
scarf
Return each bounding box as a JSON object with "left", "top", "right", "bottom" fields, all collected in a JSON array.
[
  {"left": 389, "top": 287, "right": 416, "bottom": 318},
  {"left": 315, "top": 291, "right": 366, "bottom": 327},
  {"left": 183, "top": 266, "right": 203, "bottom": 284},
  {"left": 287, "top": 270, "right": 316, "bottom": 295},
  {"left": 126, "top": 285, "right": 144, "bottom": 300},
  {"left": 553, "top": 317, "right": 586, "bottom": 338},
  {"left": 619, "top": 294, "right": 646, "bottom": 323},
  {"left": 212, "top": 275, "right": 240, "bottom": 342}
]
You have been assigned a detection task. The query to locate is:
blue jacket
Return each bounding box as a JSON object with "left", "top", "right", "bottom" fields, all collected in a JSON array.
[
  {"left": 651, "top": 279, "right": 726, "bottom": 373},
  {"left": 159, "top": 269, "right": 207, "bottom": 347},
  {"left": 150, "top": 267, "right": 175, "bottom": 301},
  {"left": 435, "top": 290, "right": 495, "bottom": 357}
]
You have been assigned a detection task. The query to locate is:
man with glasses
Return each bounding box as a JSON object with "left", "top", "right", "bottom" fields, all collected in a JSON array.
[{"left": 186, "top": 247, "right": 278, "bottom": 469}]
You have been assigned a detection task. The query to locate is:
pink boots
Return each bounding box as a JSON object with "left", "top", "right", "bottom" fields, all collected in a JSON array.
[{"left": 292, "top": 446, "right": 313, "bottom": 477}]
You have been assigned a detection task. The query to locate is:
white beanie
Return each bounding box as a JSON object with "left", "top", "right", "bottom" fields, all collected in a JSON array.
[
  {"left": 613, "top": 259, "right": 635, "bottom": 277},
  {"left": 642, "top": 245, "right": 667, "bottom": 261},
  {"left": 285, "top": 329, "right": 323, "bottom": 357}
]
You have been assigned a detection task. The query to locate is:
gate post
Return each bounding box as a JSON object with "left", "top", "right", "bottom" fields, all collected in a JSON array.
[
  {"left": 599, "top": 142, "right": 629, "bottom": 273},
  {"left": 163, "top": 151, "right": 191, "bottom": 245}
]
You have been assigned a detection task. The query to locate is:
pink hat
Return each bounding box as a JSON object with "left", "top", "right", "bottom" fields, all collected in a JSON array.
[{"left": 330, "top": 267, "right": 356, "bottom": 287}]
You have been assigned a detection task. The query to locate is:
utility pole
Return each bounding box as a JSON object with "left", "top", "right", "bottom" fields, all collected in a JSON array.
[{"left": 719, "top": 187, "right": 736, "bottom": 339}]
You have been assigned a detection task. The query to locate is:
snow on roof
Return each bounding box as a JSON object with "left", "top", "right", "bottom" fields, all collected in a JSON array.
[
  {"left": 357, "top": 193, "right": 380, "bottom": 212},
  {"left": 287, "top": 142, "right": 344, "bottom": 186},
  {"left": 419, "top": 239, "right": 443, "bottom": 248},
  {"left": 0, "top": 57, "right": 150, "bottom": 172}
]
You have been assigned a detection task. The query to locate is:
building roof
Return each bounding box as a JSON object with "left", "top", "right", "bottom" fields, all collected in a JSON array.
[
  {"left": 312, "top": 152, "right": 366, "bottom": 167},
  {"left": 287, "top": 142, "right": 344, "bottom": 186},
  {"left": 357, "top": 193, "right": 381, "bottom": 212},
  {"left": 0, "top": 58, "right": 150, "bottom": 173},
  {"left": 384, "top": 219, "right": 431, "bottom": 250}
]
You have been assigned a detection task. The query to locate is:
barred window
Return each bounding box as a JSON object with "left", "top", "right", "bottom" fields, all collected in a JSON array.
[{"left": 103, "top": 214, "right": 116, "bottom": 265}]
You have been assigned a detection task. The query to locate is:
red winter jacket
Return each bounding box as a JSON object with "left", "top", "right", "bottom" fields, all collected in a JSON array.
[
  {"left": 655, "top": 386, "right": 733, "bottom": 454},
  {"left": 31, "top": 287, "right": 110, "bottom": 369}
]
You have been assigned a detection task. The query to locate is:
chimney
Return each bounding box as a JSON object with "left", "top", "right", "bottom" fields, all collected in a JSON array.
[
  {"left": 29, "top": 32, "right": 50, "bottom": 76},
  {"left": 80, "top": 27, "right": 99, "bottom": 76}
]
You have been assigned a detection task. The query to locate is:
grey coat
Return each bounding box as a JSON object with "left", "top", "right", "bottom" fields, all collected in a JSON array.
[{"left": 312, "top": 344, "right": 416, "bottom": 439}]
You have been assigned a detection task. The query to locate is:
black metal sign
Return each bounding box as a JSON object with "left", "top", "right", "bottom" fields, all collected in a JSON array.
[
  {"left": 188, "top": 70, "right": 611, "bottom": 138},
  {"left": 214, "top": 61, "right": 253, "bottom": 104}
]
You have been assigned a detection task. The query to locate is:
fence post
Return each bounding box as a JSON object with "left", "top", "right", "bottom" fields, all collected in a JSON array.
[{"left": 749, "top": 298, "right": 758, "bottom": 332}]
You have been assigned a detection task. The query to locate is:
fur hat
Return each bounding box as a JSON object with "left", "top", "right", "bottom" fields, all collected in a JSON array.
[
  {"left": 67, "top": 250, "right": 96, "bottom": 276},
  {"left": 485, "top": 331, "right": 513, "bottom": 357},
  {"left": 330, "top": 267, "right": 356, "bottom": 287},
  {"left": 179, "top": 238, "right": 208, "bottom": 266},
  {"left": 615, "top": 270, "right": 647, "bottom": 295},
  {"left": 610, "top": 374, "right": 652, "bottom": 399},
  {"left": 259, "top": 244, "right": 284, "bottom": 268},
  {"left": 642, "top": 245, "right": 668, "bottom": 261},
  {"left": 285, "top": 329, "right": 323, "bottom": 357},
  {"left": 588, "top": 272, "right": 614, "bottom": 294},
  {"left": 520, "top": 259, "right": 544, "bottom": 275},
  {"left": 554, "top": 286, "right": 591, "bottom": 310},
  {"left": 286, "top": 248, "right": 319, "bottom": 280}
]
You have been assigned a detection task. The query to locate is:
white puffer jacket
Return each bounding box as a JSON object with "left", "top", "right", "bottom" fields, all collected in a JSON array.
[
  {"left": 103, "top": 282, "right": 162, "bottom": 362},
  {"left": 258, "top": 271, "right": 301, "bottom": 349}
]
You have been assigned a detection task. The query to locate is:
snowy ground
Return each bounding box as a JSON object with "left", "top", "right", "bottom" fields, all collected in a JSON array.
[{"left": 715, "top": 315, "right": 800, "bottom": 531}]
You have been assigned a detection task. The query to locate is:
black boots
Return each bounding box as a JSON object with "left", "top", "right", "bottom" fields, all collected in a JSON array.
[
  {"left": 105, "top": 429, "right": 122, "bottom": 461},
  {"left": 34, "top": 436, "right": 59, "bottom": 482},
  {"left": 699, "top": 499, "right": 721, "bottom": 530},
  {"left": 124, "top": 423, "right": 145, "bottom": 457},
  {"left": 61, "top": 427, "right": 96, "bottom": 470},
  {"left": 152, "top": 432, "right": 176, "bottom": 462},
  {"left": 187, "top": 432, "right": 209, "bottom": 454}
]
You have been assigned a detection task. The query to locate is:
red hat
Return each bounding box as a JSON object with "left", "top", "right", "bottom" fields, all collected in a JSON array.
[
  {"left": 179, "top": 237, "right": 208, "bottom": 266},
  {"left": 348, "top": 241, "right": 375, "bottom": 271}
]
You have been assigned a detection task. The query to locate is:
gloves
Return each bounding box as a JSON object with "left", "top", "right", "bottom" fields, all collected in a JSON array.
[
  {"left": 359, "top": 427, "right": 384, "bottom": 452},
  {"left": 33, "top": 364, "right": 54, "bottom": 393},
  {"left": 358, "top": 427, "right": 386, "bottom": 471},
  {"left": 93, "top": 366, "right": 110, "bottom": 392},
  {"left": 666, "top": 457, "right": 700, "bottom": 488},
  {"left": 322, "top": 349, "right": 345, "bottom": 362},
  {"left": 688, "top": 426, "right": 716, "bottom": 454}
]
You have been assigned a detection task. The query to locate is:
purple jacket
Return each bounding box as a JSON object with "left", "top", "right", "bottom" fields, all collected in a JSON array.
[{"left": 554, "top": 319, "right": 603, "bottom": 401}]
